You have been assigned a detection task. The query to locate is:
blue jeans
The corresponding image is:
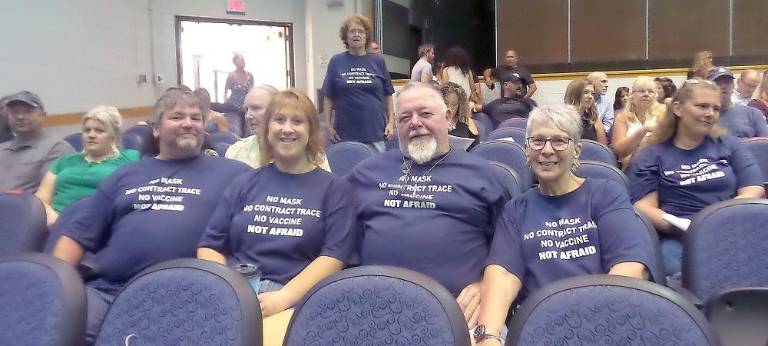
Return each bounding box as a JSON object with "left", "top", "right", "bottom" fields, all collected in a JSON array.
[{"left": 659, "top": 235, "right": 683, "bottom": 278}]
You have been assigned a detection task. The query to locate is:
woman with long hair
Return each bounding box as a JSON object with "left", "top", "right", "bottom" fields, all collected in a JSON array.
[
  {"left": 654, "top": 77, "right": 678, "bottom": 103},
  {"left": 613, "top": 87, "right": 630, "bottom": 114},
  {"left": 440, "top": 46, "right": 482, "bottom": 111},
  {"left": 564, "top": 79, "right": 607, "bottom": 144},
  {"left": 439, "top": 82, "right": 479, "bottom": 147},
  {"left": 629, "top": 79, "right": 764, "bottom": 276},
  {"left": 747, "top": 70, "right": 768, "bottom": 120},
  {"left": 687, "top": 50, "right": 714, "bottom": 79},
  {"left": 611, "top": 76, "right": 665, "bottom": 166},
  {"left": 198, "top": 89, "right": 357, "bottom": 317}
]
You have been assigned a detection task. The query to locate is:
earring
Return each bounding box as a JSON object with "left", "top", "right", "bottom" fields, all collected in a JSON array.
[{"left": 571, "top": 157, "right": 581, "bottom": 172}]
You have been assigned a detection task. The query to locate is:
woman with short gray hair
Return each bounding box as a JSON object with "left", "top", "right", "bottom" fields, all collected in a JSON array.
[{"left": 471, "top": 105, "right": 654, "bottom": 345}]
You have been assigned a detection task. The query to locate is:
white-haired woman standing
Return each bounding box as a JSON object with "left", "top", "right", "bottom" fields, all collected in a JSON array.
[
  {"left": 35, "top": 106, "right": 139, "bottom": 226},
  {"left": 472, "top": 105, "right": 653, "bottom": 345}
]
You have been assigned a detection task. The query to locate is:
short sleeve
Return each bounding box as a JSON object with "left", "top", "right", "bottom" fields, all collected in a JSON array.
[
  {"left": 60, "top": 182, "right": 112, "bottom": 251},
  {"left": 592, "top": 180, "right": 655, "bottom": 275},
  {"left": 627, "top": 146, "right": 661, "bottom": 203},
  {"left": 750, "top": 107, "right": 768, "bottom": 137},
  {"left": 320, "top": 55, "right": 338, "bottom": 99},
  {"left": 122, "top": 149, "right": 141, "bottom": 161},
  {"left": 485, "top": 198, "right": 526, "bottom": 280},
  {"left": 726, "top": 136, "right": 764, "bottom": 188},
  {"left": 49, "top": 155, "right": 65, "bottom": 174},
  {"left": 319, "top": 177, "right": 359, "bottom": 264},
  {"left": 197, "top": 173, "right": 249, "bottom": 254},
  {"left": 378, "top": 56, "right": 395, "bottom": 96}
]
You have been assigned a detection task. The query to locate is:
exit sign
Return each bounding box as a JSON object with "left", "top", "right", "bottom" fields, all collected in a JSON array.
[{"left": 227, "top": 0, "right": 245, "bottom": 14}]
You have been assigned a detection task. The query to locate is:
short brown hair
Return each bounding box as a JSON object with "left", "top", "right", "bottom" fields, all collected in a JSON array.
[
  {"left": 150, "top": 89, "right": 204, "bottom": 125},
  {"left": 339, "top": 14, "right": 373, "bottom": 49},
  {"left": 418, "top": 43, "right": 434, "bottom": 58},
  {"left": 259, "top": 89, "right": 325, "bottom": 167}
]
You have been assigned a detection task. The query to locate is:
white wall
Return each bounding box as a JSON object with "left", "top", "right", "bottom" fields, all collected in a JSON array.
[
  {"left": 0, "top": 0, "right": 156, "bottom": 114},
  {"left": 304, "top": 0, "right": 356, "bottom": 99},
  {"left": 150, "top": 0, "right": 307, "bottom": 94}
]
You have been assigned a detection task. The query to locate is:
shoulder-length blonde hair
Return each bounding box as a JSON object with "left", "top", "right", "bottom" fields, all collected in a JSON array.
[
  {"left": 622, "top": 76, "right": 661, "bottom": 124},
  {"left": 646, "top": 79, "right": 727, "bottom": 145},
  {"left": 564, "top": 78, "right": 599, "bottom": 125},
  {"left": 82, "top": 105, "right": 123, "bottom": 150},
  {"left": 259, "top": 89, "right": 325, "bottom": 167}
]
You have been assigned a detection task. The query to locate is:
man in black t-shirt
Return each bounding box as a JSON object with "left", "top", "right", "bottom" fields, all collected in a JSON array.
[
  {"left": 483, "top": 73, "right": 538, "bottom": 128},
  {"left": 483, "top": 49, "right": 537, "bottom": 98}
]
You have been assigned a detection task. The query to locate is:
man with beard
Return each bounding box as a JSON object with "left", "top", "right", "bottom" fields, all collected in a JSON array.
[
  {"left": 347, "top": 82, "right": 511, "bottom": 328},
  {"left": 52, "top": 89, "right": 250, "bottom": 343},
  {"left": 483, "top": 73, "right": 537, "bottom": 128}
]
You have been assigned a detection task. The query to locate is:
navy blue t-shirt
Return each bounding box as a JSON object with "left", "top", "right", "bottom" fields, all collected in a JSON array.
[
  {"left": 198, "top": 165, "right": 358, "bottom": 285},
  {"left": 347, "top": 149, "right": 511, "bottom": 295},
  {"left": 321, "top": 52, "right": 395, "bottom": 143},
  {"left": 486, "top": 178, "right": 654, "bottom": 295},
  {"left": 62, "top": 155, "right": 250, "bottom": 293},
  {"left": 628, "top": 136, "right": 763, "bottom": 217}
]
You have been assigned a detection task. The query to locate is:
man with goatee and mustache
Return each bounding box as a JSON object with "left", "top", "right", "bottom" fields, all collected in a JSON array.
[
  {"left": 52, "top": 88, "right": 249, "bottom": 344},
  {"left": 348, "top": 82, "right": 512, "bottom": 329}
]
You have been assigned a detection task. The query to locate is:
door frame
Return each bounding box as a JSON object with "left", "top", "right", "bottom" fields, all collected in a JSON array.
[{"left": 174, "top": 15, "right": 295, "bottom": 89}]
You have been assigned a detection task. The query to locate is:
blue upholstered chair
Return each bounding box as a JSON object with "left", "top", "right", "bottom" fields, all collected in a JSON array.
[
  {"left": 706, "top": 287, "right": 768, "bottom": 346},
  {"left": 508, "top": 275, "right": 719, "bottom": 346},
  {"left": 0, "top": 192, "right": 47, "bottom": 253},
  {"left": 633, "top": 208, "right": 666, "bottom": 285},
  {"left": 487, "top": 127, "right": 527, "bottom": 144},
  {"left": 474, "top": 118, "right": 489, "bottom": 142},
  {"left": 579, "top": 139, "right": 617, "bottom": 166},
  {"left": 742, "top": 137, "right": 768, "bottom": 186},
  {"left": 63, "top": 133, "right": 83, "bottom": 151},
  {"left": 497, "top": 117, "right": 528, "bottom": 130},
  {"left": 95, "top": 258, "right": 262, "bottom": 346},
  {"left": 488, "top": 161, "right": 522, "bottom": 198},
  {"left": 284, "top": 265, "right": 471, "bottom": 346},
  {"left": 470, "top": 140, "right": 532, "bottom": 190},
  {"left": 207, "top": 131, "right": 239, "bottom": 157},
  {"left": 472, "top": 111, "right": 495, "bottom": 132},
  {"left": 0, "top": 253, "right": 86, "bottom": 346},
  {"left": 325, "top": 141, "right": 378, "bottom": 177},
  {"left": 574, "top": 160, "right": 629, "bottom": 192},
  {"left": 683, "top": 199, "right": 768, "bottom": 303},
  {"left": 120, "top": 124, "right": 152, "bottom": 153}
]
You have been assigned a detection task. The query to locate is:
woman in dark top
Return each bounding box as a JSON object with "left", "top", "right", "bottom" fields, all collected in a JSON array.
[
  {"left": 564, "top": 78, "right": 607, "bottom": 144},
  {"left": 613, "top": 86, "right": 630, "bottom": 114},
  {"left": 440, "top": 82, "right": 479, "bottom": 148},
  {"left": 225, "top": 54, "right": 255, "bottom": 111}
]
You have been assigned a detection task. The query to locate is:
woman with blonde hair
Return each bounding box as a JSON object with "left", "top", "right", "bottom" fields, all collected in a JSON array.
[
  {"left": 610, "top": 76, "right": 665, "bottom": 166},
  {"left": 198, "top": 89, "right": 357, "bottom": 317},
  {"left": 564, "top": 78, "right": 607, "bottom": 144},
  {"left": 439, "top": 82, "right": 479, "bottom": 147},
  {"left": 629, "top": 79, "right": 764, "bottom": 276},
  {"left": 35, "top": 106, "right": 140, "bottom": 226}
]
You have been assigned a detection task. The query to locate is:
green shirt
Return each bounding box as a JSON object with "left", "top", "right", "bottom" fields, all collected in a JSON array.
[{"left": 49, "top": 149, "right": 140, "bottom": 212}]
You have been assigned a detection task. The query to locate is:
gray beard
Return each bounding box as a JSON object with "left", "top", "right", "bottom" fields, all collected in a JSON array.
[{"left": 407, "top": 136, "right": 437, "bottom": 164}]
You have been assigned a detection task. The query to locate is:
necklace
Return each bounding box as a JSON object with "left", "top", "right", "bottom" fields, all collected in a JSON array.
[{"left": 400, "top": 148, "right": 452, "bottom": 193}]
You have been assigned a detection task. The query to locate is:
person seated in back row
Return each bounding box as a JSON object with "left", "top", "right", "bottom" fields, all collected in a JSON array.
[
  {"left": 348, "top": 82, "right": 512, "bottom": 329},
  {"left": 35, "top": 106, "right": 139, "bottom": 227},
  {"left": 482, "top": 73, "right": 537, "bottom": 128},
  {"left": 0, "top": 91, "right": 74, "bottom": 193},
  {"left": 52, "top": 89, "right": 250, "bottom": 343},
  {"left": 474, "top": 105, "right": 654, "bottom": 345},
  {"left": 708, "top": 67, "right": 768, "bottom": 138},
  {"left": 198, "top": 89, "right": 357, "bottom": 317}
]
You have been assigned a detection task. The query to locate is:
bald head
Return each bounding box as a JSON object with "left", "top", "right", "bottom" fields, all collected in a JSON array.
[
  {"left": 503, "top": 50, "right": 519, "bottom": 67},
  {"left": 737, "top": 69, "right": 761, "bottom": 98},
  {"left": 587, "top": 72, "right": 609, "bottom": 95}
]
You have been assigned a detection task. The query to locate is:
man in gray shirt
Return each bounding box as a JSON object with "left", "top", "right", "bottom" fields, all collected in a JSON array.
[
  {"left": 587, "top": 72, "right": 615, "bottom": 132},
  {"left": 709, "top": 67, "right": 768, "bottom": 138},
  {"left": 0, "top": 91, "right": 73, "bottom": 192},
  {"left": 410, "top": 43, "right": 435, "bottom": 83}
]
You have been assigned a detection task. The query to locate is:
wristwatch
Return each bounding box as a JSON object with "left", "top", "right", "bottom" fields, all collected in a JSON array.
[{"left": 473, "top": 325, "right": 502, "bottom": 343}]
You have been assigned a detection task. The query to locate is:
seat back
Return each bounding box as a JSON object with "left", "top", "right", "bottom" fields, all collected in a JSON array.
[
  {"left": 497, "top": 117, "right": 528, "bottom": 130},
  {"left": 207, "top": 132, "right": 239, "bottom": 157},
  {"left": 683, "top": 199, "right": 768, "bottom": 302},
  {"left": 95, "top": 258, "right": 261, "bottom": 346},
  {"left": 487, "top": 127, "right": 527, "bottom": 144},
  {"left": 634, "top": 208, "right": 666, "bottom": 285},
  {"left": 325, "top": 141, "right": 378, "bottom": 176},
  {"left": 488, "top": 162, "right": 522, "bottom": 198},
  {"left": 508, "top": 275, "right": 719, "bottom": 346},
  {"left": 474, "top": 118, "right": 489, "bottom": 142},
  {"left": 574, "top": 160, "right": 629, "bottom": 191},
  {"left": 707, "top": 287, "right": 768, "bottom": 346},
  {"left": 0, "top": 253, "right": 86, "bottom": 346},
  {"left": 285, "top": 265, "right": 470, "bottom": 346},
  {"left": 121, "top": 125, "right": 153, "bottom": 154},
  {"left": 64, "top": 133, "right": 83, "bottom": 151},
  {"left": 0, "top": 192, "right": 47, "bottom": 253},
  {"left": 470, "top": 140, "right": 532, "bottom": 190},
  {"left": 742, "top": 137, "right": 768, "bottom": 185},
  {"left": 472, "top": 111, "right": 495, "bottom": 132},
  {"left": 579, "top": 139, "right": 617, "bottom": 166}
]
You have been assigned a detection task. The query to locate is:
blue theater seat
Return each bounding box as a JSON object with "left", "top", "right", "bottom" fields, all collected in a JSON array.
[{"left": 0, "top": 192, "right": 47, "bottom": 254}]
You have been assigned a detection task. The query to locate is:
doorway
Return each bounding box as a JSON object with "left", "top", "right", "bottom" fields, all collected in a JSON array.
[{"left": 175, "top": 16, "right": 294, "bottom": 103}]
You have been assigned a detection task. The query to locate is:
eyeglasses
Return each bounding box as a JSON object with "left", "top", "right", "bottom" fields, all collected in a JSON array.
[
  {"left": 348, "top": 29, "right": 366, "bottom": 35},
  {"left": 526, "top": 137, "right": 572, "bottom": 151}
]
